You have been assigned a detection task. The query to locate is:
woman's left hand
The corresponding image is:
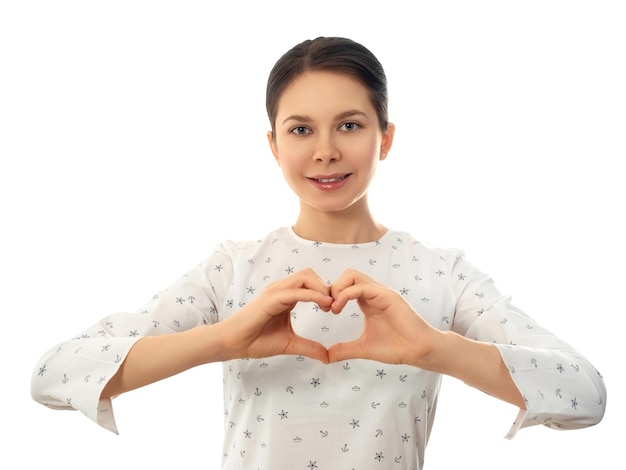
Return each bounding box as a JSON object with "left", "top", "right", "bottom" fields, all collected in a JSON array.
[{"left": 327, "top": 269, "right": 441, "bottom": 367}]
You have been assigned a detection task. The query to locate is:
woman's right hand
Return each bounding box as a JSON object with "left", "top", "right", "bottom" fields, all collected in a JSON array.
[{"left": 218, "top": 268, "right": 333, "bottom": 363}]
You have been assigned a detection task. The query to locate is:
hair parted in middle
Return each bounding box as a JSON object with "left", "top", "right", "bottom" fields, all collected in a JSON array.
[{"left": 266, "top": 36, "right": 389, "bottom": 135}]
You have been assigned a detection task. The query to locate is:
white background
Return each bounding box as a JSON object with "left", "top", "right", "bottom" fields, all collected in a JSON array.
[{"left": 1, "top": 1, "right": 623, "bottom": 468}]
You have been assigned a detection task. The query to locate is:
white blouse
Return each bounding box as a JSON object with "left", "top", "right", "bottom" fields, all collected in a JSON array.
[{"left": 31, "top": 227, "right": 606, "bottom": 469}]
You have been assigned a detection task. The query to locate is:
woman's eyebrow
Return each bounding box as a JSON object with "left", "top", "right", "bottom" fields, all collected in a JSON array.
[
  {"left": 335, "top": 109, "right": 368, "bottom": 120},
  {"left": 281, "top": 114, "right": 312, "bottom": 125}
]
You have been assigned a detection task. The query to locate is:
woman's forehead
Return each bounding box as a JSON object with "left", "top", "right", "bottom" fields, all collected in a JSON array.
[{"left": 276, "top": 71, "right": 374, "bottom": 119}]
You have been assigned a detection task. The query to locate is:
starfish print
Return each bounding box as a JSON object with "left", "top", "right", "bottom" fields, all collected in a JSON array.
[
  {"left": 401, "top": 433, "right": 411, "bottom": 442},
  {"left": 307, "top": 462, "right": 318, "bottom": 469},
  {"left": 278, "top": 410, "right": 288, "bottom": 420},
  {"left": 285, "top": 266, "right": 294, "bottom": 274},
  {"left": 247, "top": 286, "right": 256, "bottom": 294},
  {"left": 349, "top": 419, "right": 360, "bottom": 429},
  {"left": 176, "top": 297, "right": 185, "bottom": 304},
  {"left": 400, "top": 287, "right": 409, "bottom": 295},
  {"left": 214, "top": 264, "right": 224, "bottom": 272},
  {"left": 457, "top": 273, "right": 466, "bottom": 280},
  {"left": 311, "top": 378, "right": 321, "bottom": 388},
  {"left": 374, "top": 451, "right": 384, "bottom": 462},
  {"left": 376, "top": 369, "right": 387, "bottom": 379},
  {"left": 243, "top": 429, "right": 252, "bottom": 438}
]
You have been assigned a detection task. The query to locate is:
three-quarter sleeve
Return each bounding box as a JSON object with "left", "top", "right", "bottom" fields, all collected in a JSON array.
[
  {"left": 30, "top": 247, "right": 232, "bottom": 433},
  {"left": 448, "top": 251, "right": 606, "bottom": 438}
]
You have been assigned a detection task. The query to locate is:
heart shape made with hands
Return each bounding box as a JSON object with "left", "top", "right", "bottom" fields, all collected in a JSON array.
[
  {"left": 251, "top": 267, "right": 426, "bottom": 364},
  {"left": 284, "top": 269, "right": 414, "bottom": 362}
]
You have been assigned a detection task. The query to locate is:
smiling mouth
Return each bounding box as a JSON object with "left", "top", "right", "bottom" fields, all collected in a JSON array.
[{"left": 310, "top": 174, "right": 350, "bottom": 183}]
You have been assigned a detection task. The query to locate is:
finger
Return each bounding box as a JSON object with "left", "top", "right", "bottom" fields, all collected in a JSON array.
[
  {"left": 273, "top": 289, "right": 334, "bottom": 312},
  {"left": 271, "top": 268, "right": 330, "bottom": 295},
  {"left": 327, "top": 340, "right": 363, "bottom": 363},
  {"left": 330, "top": 283, "right": 379, "bottom": 314}
]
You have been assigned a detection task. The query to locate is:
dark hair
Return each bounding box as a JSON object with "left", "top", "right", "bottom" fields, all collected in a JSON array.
[{"left": 266, "top": 37, "right": 389, "bottom": 135}]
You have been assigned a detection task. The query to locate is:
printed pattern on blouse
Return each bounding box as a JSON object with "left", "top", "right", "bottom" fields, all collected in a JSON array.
[{"left": 31, "top": 227, "right": 606, "bottom": 470}]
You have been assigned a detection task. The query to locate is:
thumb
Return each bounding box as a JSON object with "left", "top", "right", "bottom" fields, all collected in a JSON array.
[
  {"left": 327, "top": 340, "right": 363, "bottom": 363},
  {"left": 288, "top": 336, "right": 330, "bottom": 364}
]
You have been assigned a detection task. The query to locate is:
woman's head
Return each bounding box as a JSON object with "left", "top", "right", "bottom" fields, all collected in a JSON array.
[{"left": 266, "top": 37, "right": 389, "bottom": 136}]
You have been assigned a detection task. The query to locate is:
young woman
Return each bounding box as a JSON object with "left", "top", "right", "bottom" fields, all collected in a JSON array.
[{"left": 31, "top": 36, "right": 606, "bottom": 469}]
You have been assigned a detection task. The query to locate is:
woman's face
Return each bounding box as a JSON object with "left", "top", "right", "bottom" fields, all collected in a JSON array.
[{"left": 268, "top": 71, "right": 394, "bottom": 217}]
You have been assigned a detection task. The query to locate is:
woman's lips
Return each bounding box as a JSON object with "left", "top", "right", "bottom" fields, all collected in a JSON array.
[{"left": 308, "top": 173, "right": 351, "bottom": 190}]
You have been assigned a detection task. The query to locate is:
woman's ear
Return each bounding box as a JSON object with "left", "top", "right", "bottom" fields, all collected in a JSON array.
[
  {"left": 267, "top": 131, "right": 280, "bottom": 165},
  {"left": 380, "top": 122, "right": 395, "bottom": 160}
]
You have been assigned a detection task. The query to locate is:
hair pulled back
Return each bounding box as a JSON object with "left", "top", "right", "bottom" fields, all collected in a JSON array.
[{"left": 266, "top": 37, "right": 389, "bottom": 134}]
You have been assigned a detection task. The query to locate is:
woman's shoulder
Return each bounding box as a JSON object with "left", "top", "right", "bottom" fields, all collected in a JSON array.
[
  {"left": 211, "top": 227, "right": 292, "bottom": 256},
  {"left": 385, "top": 229, "right": 465, "bottom": 259}
]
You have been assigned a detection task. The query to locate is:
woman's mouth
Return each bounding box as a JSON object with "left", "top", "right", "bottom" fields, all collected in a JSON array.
[{"left": 308, "top": 174, "right": 351, "bottom": 190}]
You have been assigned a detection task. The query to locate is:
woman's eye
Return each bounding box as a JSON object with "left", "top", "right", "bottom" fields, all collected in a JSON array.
[
  {"left": 340, "top": 122, "right": 360, "bottom": 132},
  {"left": 290, "top": 126, "right": 310, "bottom": 135}
]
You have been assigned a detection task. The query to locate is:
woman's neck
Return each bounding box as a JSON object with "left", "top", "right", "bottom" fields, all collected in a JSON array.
[{"left": 292, "top": 201, "right": 387, "bottom": 245}]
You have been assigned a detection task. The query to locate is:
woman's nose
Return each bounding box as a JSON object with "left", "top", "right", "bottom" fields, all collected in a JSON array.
[{"left": 312, "top": 133, "right": 341, "bottom": 163}]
